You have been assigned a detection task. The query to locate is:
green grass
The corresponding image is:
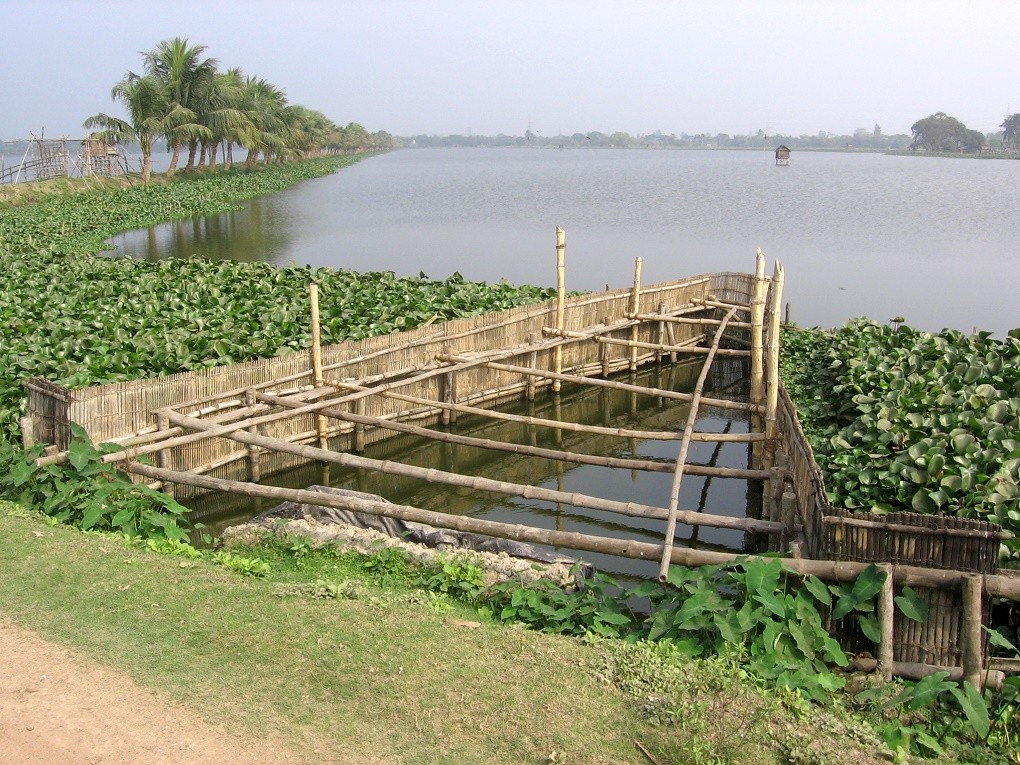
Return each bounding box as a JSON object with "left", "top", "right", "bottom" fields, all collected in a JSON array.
[{"left": 0, "top": 501, "right": 909, "bottom": 765}]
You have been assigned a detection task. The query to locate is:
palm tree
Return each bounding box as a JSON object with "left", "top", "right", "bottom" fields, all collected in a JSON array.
[
  {"left": 191, "top": 67, "right": 250, "bottom": 170},
  {"left": 144, "top": 37, "right": 217, "bottom": 176},
  {"left": 239, "top": 76, "right": 288, "bottom": 167},
  {"left": 1001, "top": 113, "right": 1020, "bottom": 152},
  {"left": 84, "top": 72, "right": 189, "bottom": 184}
]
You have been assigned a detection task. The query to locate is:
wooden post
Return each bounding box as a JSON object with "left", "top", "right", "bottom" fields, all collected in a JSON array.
[
  {"left": 441, "top": 346, "right": 458, "bottom": 425},
  {"left": 19, "top": 416, "right": 35, "bottom": 449},
  {"left": 244, "top": 388, "right": 261, "bottom": 482},
  {"left": 156, "top": 411, "right": 174, "bottom": 498},
  {"left": 655, "top": 302, "right": 668, "bottom": 364},
  {"left": 785, "top": 301, "right": 792, "bottom": 326},
  {"left": 353, "top": 397, "right": 366, "bottom": 452},
  {"left": 526, "top": 332, "right": 540, "bottom": 401},
  {"left": 629, "top": 257, "right": 642, "bottom": 371},
  {"left": 599, "top": 316, "right": 612, "bottom": 376},
  {"left": 309, "top": 282, "right": 329, "bottom": 450},
  {"left": 961, "top": 574, "right": 984, "bottom": 689},
  {"left": 763, "top": 260, "right": 785, "bottom": 472},
  {"left": 553, "top": 227, "right": 566, "bottom": 393},
  {"left": 750, "top": 249, "right": 767, "bottom": 407},
  {"left": 877, "top": 563, "right": 895, "bottom": 681}
]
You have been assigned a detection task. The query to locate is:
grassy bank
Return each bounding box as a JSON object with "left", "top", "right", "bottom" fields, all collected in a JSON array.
[{"left": 0, "top": 501, "right": 907, "bottom": 765}]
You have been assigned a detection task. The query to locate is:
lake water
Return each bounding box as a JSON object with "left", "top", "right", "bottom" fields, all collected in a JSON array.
[{"left": 107, "top": 147, "right": 1020, "bottom": 336}]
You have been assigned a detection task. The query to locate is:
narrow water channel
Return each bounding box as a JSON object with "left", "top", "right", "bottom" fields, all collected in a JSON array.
[{"left": 186, "top": 358, "right": 760, "bottom": 578}]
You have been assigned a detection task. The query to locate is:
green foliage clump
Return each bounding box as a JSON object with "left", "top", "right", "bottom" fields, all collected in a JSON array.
[
  {"left": 781, "top": 320, "right": 1020, "bottom": 559},
  {"left": 0, "top": 159, "right": 558, "bottom": 444},
  {"left": 0, "top": 424, "right": 190, "bottom": 540}
]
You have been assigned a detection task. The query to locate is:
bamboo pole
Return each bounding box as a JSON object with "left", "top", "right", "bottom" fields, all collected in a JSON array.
[
  {"left": 630, "top": 257, "right": 643, "bottom": 371},
  {"left": 553, "top": 227, "right": 566, "bottom": 393},
  {"left": 164, "top": 409, "right": 782, "bottom": 535},
  {"left": 763, "top": 260, "right": 785, "bottom": 474},
  {"left": 244, "top": 388, "right": 261, "bottom": 482},
  {"left": 822, "top": 515, "right": 1011, "bottom": 540},
  {"left": 658, "top": 308, "right": 739, "bottom": 581},
  {"left": 691, "top": 297, "right": 753, "bottom": 314},
  {"left": 309, "top": 282, "right": 329, "bottom": 450},
  {"left": 330, "top": 379, "right": 761, "bottom": 442},
  {"left": 961, "top": 574, "right": 984, "bottom": 689},
  {"left": 848, "top": 658, "right": 1004, "bottom": 690},
  {"left": 436, "top": 353, "right": 761, "bottom": 413},
  {"left": 118, "top": 461, "right": 1020, "bottom": 600},
  {"left": 877, "top": 563, "right": 895, "bottom": 681},
  {"left": 155, "top": 411, "right": 174, "bottom": 497},
  {"left": 258, "top": 391, "right": 772, "bottom": 480},
  {"left": 594, "top": 336, "right": 750, "bottom": 357},
  {"left": 628, "top": 313, "right": 754, "bottom": 330},
  {"left": 750, "top": 248, "right": 767, "bottom": 407}
]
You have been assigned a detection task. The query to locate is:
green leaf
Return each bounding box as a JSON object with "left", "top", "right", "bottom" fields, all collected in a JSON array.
[
  {"left": 949, "top": 682, "right": 990, "bottom": 740},
  {"left": 802, "top": 575, "right": 832, "bottom": 606},
  {"left": 858, "top": 613, "right": 882, "bottom": 643},
  {"left": 894, "top": 587, "right": 930, "bottom": 623},
  {"left": 80, "top": 503, "right": 105, "bottom": 531}
]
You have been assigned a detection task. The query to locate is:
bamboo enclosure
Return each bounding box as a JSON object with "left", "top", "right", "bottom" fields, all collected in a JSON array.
[{"left": 23, "top": 230, "right": 1018, "bottom": 684}]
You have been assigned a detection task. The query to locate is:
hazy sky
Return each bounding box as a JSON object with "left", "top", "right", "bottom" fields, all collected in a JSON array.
[{"left": 3, "top": 0, "right": 1019, "bottom": 141}]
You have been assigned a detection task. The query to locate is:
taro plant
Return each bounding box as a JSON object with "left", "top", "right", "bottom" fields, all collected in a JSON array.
[{"left": 0, "top": 423, "right": 190, "bottom": 540}]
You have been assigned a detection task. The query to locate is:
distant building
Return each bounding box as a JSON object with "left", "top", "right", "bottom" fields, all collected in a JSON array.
[{"left": 775, "top": 145, "right": 791, "bottom": 166}]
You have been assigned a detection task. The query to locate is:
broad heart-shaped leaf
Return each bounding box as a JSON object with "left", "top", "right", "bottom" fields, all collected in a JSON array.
[
  {"left": 753, "top": 590, "right": 787, "bottom": 619},
  {"left": 894, "top": 587, "right": 930, "bottom": 623},
  {"left": 80, "top": 503, "right": 105, "bottom": 531},
  {"left": 802, "top": 575, "right": 832, "bottom": 606},
  {"left": 984, "top": 625, "right": 1020, "bottom": 655},
  {"left": 949, "top": 682, "right": 991, "bottom": 740},
  {"left": 850, "top": 564, "right": 887, "bottom": 602},
  {"left": 858, "top": 613, "right": 882, "bottom": 643},
  {"left": 67, "top": 437, "right": 98, "bottom": 473},
  {"left": 741, "top": 557, "right": 782, "bottom": 598},
  {"left": 9, "top": 459, "right": 35, "bottom": 487}
]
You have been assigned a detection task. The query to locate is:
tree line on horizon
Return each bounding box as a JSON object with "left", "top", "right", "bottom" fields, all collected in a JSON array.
[{"left": 85, "top": 37, "right": 398, "bottom": 183}]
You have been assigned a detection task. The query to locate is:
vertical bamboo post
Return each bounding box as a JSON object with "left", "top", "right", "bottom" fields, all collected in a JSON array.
[
  {"left": 599, "top": 316, "right": 612, "bottom": 377},
  {"left": 309, "top": 282, "right": 329, "bottom": 450},
  {"left": 156, "top": 411, "right": 174, "bottom": 498},
  {"left": 244, "top": 388, "right": 261, "bottom": 482},
  {"left": 441, "top": 346, "right": 458, "bottom": 425},
  {"left": 19, "top": 416, "right": 35, "bottom": 449},
  {"left": 526, "top": 332, "right": 539, "bottom": 401},
  {"left": 750, "top": 248, "right": 767, "bottom": 407},
  {"left": 629, "top": 257, "right": 643, "bottom": 371},
  {"left": 353, "top": 398, "right": 366, "bottom": 452},
  {"left": 553, "top": 227, "right": 566, "bottom": 393},
  {"left": 877, "top": 563, "right": 895, "bottom": 681},
  {"left": 763, "top": 260, "right": 785, "bottom": 473},
  {"left": 961, "top": 574, "right": 984, "bottom": 689}
]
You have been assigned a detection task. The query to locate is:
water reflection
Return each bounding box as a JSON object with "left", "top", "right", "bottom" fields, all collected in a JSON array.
[{"left": 187, "top": 359, "right": 758, "bottom": 577}]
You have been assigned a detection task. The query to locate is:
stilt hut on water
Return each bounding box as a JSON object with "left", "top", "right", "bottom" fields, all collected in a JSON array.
[{"left": 775, "top": 145, "right": 791, "bottom": 166}]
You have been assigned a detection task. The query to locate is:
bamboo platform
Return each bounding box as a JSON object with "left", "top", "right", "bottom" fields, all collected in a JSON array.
[{"left": 24, "top": 236, "right": 1019, "bottom": 686}]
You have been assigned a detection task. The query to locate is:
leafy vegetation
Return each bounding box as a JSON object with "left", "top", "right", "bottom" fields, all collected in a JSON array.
[
  {"left": 84, "top": 36, "right": 395, "bottom": 182},
  {"left": 781, "top": 319, "right": 1020, "bottom": 560},
  {"left": 0, "top": 159, "right": 558, "bottom": 445}
]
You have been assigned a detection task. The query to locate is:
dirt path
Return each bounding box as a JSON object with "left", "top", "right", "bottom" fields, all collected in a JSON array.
[{"left": 0, "top": 619, "right": 300, "bottom": 765}]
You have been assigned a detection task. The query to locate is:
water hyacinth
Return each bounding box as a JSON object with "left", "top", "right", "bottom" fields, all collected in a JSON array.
[{"left": 781, "top": 319, "right": 1020, "bottom": 559}]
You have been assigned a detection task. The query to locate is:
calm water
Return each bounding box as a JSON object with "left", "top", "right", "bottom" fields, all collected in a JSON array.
[
  {"left": 108, "top": 147, "right": 1020, "bottom": 336},
  {"left": 188, "top": 360, "right": 758, "bottom": 578}
]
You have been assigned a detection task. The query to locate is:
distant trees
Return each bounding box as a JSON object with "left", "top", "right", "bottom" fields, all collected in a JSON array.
[
  {"left": 1001, "top": 113, "right": 1020, "bottom": 151},
  {"left": 85, "top": 37, "right": 398, "bottom": 182},
  {"left": 910, "top": 112, "right": 985, "bottom": 153}
]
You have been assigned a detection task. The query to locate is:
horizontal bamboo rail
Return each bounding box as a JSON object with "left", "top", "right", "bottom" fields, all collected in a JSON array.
[
  {"left": 256, "top": 390, "right": 772, "bottom": 481},
  {"left": 119, "top": 462, "right": 1020, "bottom": 599},
  {"left": 165, "top": 410, "right": 782, "bottom": 535},
  {"left": 822, "top": 514, "right": 1012, "bottom": 540},
  {"left": 435, "top": 353, "right": 760, "bottom": 413},
  {"left": 594, "top": 336, "right": 751, "bottom": 358},
  {"left": 328, "top": 379, "right": 763, "bottom": 443},
  {"left": 627, "top": 312, "right": 754, "bottom": 329}
]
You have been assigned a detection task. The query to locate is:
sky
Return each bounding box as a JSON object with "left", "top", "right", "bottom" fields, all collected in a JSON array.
[{"left": 2, "top": 0, "right": 1019, "bottom": 141}]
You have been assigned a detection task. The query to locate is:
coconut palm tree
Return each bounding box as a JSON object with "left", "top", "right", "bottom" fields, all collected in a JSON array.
[
  {"left": 84, "top": 72, "right": 192, "bottom": 184},
  {"left": 239, "top": 76, "right": 288, "bottom": 167},
  {"left": 1001, "top": 113, "right": 1020, "bottom": 152},
  {"left": 144, "top": 37, "right": 217, "bottom": 176},
  {"left": 191, "top": 67, "right": 250, "bottom": 170}
]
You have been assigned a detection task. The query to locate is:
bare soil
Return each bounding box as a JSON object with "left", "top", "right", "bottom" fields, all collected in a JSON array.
[{"left": 0, "top": 618, "right": 300, "bottom": 765}]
